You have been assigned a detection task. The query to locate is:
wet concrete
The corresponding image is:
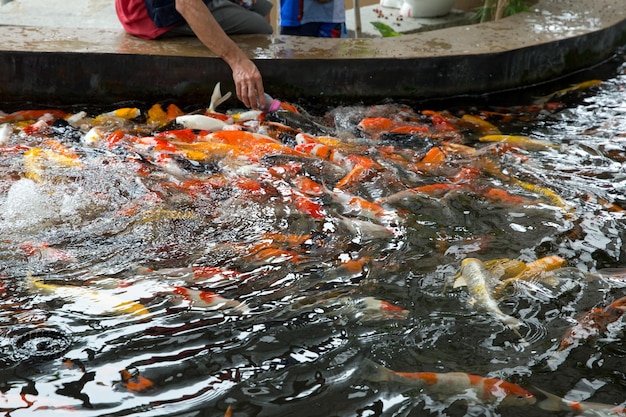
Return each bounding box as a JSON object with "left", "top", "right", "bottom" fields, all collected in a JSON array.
[{"left": 0, "top": 0, "right": 625, "bottom": 105}]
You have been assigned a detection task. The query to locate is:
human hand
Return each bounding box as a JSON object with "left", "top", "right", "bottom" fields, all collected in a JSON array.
[{"left": 231, "top": 58, "right": 265, "bottom": 110}]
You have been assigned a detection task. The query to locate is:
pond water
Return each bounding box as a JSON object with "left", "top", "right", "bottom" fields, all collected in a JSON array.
[{"left": 0, "top": 52, "right": 625, "bottom": 417}]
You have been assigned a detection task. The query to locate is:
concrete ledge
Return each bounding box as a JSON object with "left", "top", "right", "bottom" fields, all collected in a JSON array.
[{"left": 0, "top": 0, "right": 625, "bottom": 105}]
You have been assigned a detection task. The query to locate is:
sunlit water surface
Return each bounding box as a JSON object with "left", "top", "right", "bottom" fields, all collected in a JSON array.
[{"left": 0, "top": 54, "right": 625, "bottom": 417}]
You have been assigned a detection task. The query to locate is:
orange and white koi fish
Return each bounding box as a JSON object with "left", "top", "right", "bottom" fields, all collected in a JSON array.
[
  {"left": 362, "top": 359, "right": 536, "bottom": 407},
  {"left": 0, "top": 109, "right": 68, "bottom": 123},
  {"left": 558, "top": 295, "right": 626, "bottom": 352},
  {"left": 334, "top": 296, "right": 409, "bottom": 320},
  {"left": 172, "top": 286, "right": 250, "bottom": 314},
  {"left": 20, "top": 241, "right": 77, "bottom": 263},
  {"left": 534, "top": 386, "right": 626, "bottom": 416},
  {"left": 454, "top": 258, "right": 523, "bottom": 334}
]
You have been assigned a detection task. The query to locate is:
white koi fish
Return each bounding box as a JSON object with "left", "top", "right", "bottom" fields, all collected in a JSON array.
[
  {"left": 362, "top": 359, "right": 536, "bottom": 407},
  {"left": 175, "top": 114, "right": 228, "bottom": 131},
  {"left": 535, "top": 386, "right": 626, "bottom": 416},
  {"left": 454, "top": 258, "right": 524, "bottom": 335}
]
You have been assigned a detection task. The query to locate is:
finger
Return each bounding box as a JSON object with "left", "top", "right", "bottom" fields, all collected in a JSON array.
[
  {"left": 240, "top": 85, "right": 251, "bottom": 108},
  {"left": 247, "top": 85, "right": 258, "bottom": 110}
]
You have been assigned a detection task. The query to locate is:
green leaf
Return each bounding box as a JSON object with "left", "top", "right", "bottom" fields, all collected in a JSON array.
[{"left": 370, "top": 21, "right": 402, "bottom": 37}]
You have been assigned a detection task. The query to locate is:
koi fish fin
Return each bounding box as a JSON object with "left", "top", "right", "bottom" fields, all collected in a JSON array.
[
  {"left": 208, "top": 82, "right": 232, "bottom": 113},
  {"left": 533, "top": 386, "right": 565, "bottom": 411},
  {"left": 453, "top": 275, "right": 467, "bottom": 288}
]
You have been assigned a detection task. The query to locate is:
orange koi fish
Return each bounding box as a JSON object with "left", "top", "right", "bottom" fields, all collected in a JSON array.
[
  {"left": 244, "top": 247, "right": 304, "bottom": 264},
  {"left": 119, "top": 369, "right": 155, "bottom": 394},
  {"left": 356, "top": 117, "right": 396, "bottom": 138},
  {"left": 292, "top": 175, "right": 325, "bottom": 196},
  {"left": 334, "top": 155, "right": 382, "bottom": 191},
  {"left": 413, "top": 146, "right": 447, "bottom": 172},
  {"left": 535, "top": 386, "right": 626, "bottom": 416},
  {"left": 558, "top": 295, "right": 626, "bottom": 352},
  {"left": 362, "top": 359, "right": 536, "bottom": 406},
  {"left": 172, "top": 286, "right": 250, "bottom": 313}
]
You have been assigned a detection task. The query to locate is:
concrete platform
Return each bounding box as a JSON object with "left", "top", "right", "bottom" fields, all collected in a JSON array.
[{"left": 0, "top": 0, "right": 625, "bottom": 105}]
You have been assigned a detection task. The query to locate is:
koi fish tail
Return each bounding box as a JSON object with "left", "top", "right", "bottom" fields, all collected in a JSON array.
[
  {"left": 208, "top": 82, "right": 232, "bottom": 113},
  {"left": 533, "top": 386, "right": 565, "bottom": 411},
  {"left": 359, "top": 358, "right": 393, "bottom": 383}
]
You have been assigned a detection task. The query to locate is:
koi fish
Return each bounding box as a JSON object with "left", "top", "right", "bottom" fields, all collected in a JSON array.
[
  {"left": 534, "top": 386, "right": 626, "bottom": 416},
  {"left": 172, "top": 286, "right": 250, "bottom": 313},
  {"left": 361, "top": 359, "right": 536, "bottom": 406},
  {"left": 98, "top": 107, "right": 141, "bottom": 120},
  {"left": 494, "top": 255, "right": 567, "bottom": 296},
  {"left": 20, "top": 241, "right": 77, "bottom": 263},
  {"left": 460, "top": 114, "right": 501, "bottom": 135},
  {"left": 479, "top": 134, "right": 560, "bottom": 151},
  {"left": 334, "top": 296, "right": 409, "bottom": 320},
  {"left": 23, "top": 146, "right": 82, "bottom": 182},
  {"left": 534, "top": 79, "right": 603, "bottom": 104},
  {"left": 146, "top": 103, "right": 184, "bottom": 127},
  {"left": 175, "top": 114, "right": 228, "bottom": 131},
  {"left": 28, "top": 274, "right": 150, "bottom": 316},
  {"left": 454, "top": 258, "right": 524, "bottom": 334},
  {"left": 0, "top": 109, "right": 68, "bottom": 123},
  {"left": 558, "top": 295, "right": 626, "bottom": 352},
  {"left": 119, "top": 369, "right": 155, "bottom": 394}
]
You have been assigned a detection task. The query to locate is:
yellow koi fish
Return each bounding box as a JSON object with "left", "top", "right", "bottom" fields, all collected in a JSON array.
[
  {"left": 479, "top": 134, "right": 560, "bottom": 151},
  {"left": 494, "top": 255, "right": 567, "bottom": 296},
  {"left": 454, "top": 258, "right": 523, "bottom": 334},
  {"left": 28, "top": 274, "right": 149, "bottom": 316},
  {"left": 23, "top": 146, "right": 82, "bottom": 182}
]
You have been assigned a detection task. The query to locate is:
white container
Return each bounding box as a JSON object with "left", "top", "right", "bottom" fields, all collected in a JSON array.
[{"left": 398, "top": 0, "right": 457, "bottom": 17}]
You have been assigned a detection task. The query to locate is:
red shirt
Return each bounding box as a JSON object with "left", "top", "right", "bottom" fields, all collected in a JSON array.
[{"left": 115, "top": 0, "right": 173, "bottom": 40}]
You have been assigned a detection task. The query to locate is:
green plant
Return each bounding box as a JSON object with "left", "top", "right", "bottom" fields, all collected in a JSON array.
[{"left": 474, "top": 0, "right": 531, "bottom": 22}]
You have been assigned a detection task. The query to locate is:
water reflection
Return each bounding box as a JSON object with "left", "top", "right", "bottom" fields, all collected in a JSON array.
[{"left": 0, "top": 57, "right": 625, "bottom": 416}]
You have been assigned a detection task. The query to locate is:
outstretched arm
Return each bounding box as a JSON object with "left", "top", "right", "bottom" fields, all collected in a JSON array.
[{"left": 175, "top": 0, "right": 266, "bottom": 109}]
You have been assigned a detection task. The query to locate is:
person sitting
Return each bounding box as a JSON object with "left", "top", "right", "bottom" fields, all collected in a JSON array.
[
  {"left": 280, "top": 0, "right": 347, "bottom": 38},
  {"left": 115, "top": 0, "right": 273, "bottom": 109}
]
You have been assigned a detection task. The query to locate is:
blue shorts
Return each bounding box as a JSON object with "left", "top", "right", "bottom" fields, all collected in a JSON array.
[{"left": 280, "top": 22, "right": 347, "bottom": 38}]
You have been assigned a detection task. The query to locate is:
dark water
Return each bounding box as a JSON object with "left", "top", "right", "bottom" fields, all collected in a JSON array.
[{"left": 0, "top": 52, "right": 625, "bottom": 417}]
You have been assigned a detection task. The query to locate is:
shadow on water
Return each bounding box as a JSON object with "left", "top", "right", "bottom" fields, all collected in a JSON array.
[{"left": 0, "top": 49, "right": 625, "bottom": 416}]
